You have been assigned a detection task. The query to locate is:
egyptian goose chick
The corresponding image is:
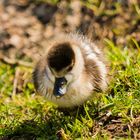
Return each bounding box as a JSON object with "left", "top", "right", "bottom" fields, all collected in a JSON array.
[{"left": 33, "top": 33, "right": 108, "bottom": 108}]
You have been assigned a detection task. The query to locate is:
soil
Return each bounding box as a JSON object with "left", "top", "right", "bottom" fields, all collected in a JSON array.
[{"left": 1, "top": 0, "right": 140, "bottom": 64}]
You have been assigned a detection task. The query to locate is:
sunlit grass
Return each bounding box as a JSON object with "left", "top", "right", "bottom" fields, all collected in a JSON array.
[{"left": 0, "top": 38, "right": 140, "bottom": 139}]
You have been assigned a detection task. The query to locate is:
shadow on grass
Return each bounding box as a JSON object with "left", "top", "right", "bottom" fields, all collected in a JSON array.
[
  {"left": 3, "top": 119, "right": 59, "bottom": 140},
  {"left": 1, "top": 104, "right": 99, "bottom": 140},
  {"left": 2, "top": 118, "right": 65, "bottom": 140}
]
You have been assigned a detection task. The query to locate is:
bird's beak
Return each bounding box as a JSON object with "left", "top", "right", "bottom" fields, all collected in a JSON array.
[{"left": 53, "top": 77, "right": 67, "bottom": 98}]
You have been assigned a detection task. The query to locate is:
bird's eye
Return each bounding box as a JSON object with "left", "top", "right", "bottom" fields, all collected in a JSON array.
[{"left": 67, "top": 66, "right": 72, "bottom": 71}]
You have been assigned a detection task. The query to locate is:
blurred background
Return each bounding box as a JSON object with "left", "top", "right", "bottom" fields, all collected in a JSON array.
[{"left": 1, "top": 0, "right": 140, "bottom": 63}]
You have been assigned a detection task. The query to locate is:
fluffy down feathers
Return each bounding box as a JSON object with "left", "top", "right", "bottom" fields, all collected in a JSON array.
[{"left": 33, "top": 33, "right": 108, "bottom": 108}]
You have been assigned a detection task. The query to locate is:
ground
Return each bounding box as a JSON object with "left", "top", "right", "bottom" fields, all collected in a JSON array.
[{"left": 0, "top": 0, "right": 140, "bottom": 139}]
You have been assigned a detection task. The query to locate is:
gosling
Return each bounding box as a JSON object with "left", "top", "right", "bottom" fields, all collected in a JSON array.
[{"left": 33, "top": 33, "right": 108, "bottom": 108}]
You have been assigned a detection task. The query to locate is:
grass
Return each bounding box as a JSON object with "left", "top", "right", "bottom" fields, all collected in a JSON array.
[{"left": 0, "top": 38, "right": 140, "bottom": 139}]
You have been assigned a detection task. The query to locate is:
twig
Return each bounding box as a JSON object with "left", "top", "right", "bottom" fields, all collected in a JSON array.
[
  {"left": 12, "top": 68, "right": 20, "bottom": 98},
  {"left": 0, "top": 56, "right": 33, "bottom": 68}
]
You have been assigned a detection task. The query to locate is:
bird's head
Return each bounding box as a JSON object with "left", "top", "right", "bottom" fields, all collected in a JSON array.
[{"left": 47, "top": 42, "right": 76, "bottom": 98}]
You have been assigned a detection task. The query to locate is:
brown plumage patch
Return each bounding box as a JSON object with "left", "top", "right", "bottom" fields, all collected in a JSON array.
[
  {"left": 79, "top": 44, "right": 103, "bottom": 92},
  {"left": 85, "top": 59, "right": 102, "bottom": 92},
  {"left": 47, "top": 42, "right": 75, "bottom": 71}
]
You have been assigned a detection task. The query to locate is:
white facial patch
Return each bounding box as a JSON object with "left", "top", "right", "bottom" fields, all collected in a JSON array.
[{"left": 65, "top": 73, "right": 74, "bottom": 83}]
